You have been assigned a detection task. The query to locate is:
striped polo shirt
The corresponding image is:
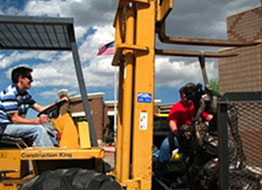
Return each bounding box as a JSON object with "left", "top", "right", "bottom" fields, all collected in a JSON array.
[{"left": 0, "top": 84, "right": 35, "bottom": 125}]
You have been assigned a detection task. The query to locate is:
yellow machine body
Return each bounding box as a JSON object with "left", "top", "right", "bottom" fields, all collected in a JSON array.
[{"left": 0, "top": 113, "right": 104, "bottom": 190}]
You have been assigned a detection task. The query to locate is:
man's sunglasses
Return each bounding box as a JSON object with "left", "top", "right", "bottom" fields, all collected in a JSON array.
[{"left": 23, "top": 75, "right": 33, "bottom": 81}]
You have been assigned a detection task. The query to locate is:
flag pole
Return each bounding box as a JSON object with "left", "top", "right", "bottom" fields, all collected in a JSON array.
[{"left": 113, "top": 67, "right": 117, "bottom": 142}]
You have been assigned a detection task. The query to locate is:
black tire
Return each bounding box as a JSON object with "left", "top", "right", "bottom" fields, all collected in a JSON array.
[
  {"left": 20, "top": 168, "right": 121, "bottom": 190},
  {"left": 103, "top": 161, "right": 113, "bottom": 174}
]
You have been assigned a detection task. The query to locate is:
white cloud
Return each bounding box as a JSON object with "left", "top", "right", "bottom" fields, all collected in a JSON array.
[
  {"left": 0, "top": 50, "right": 62, "bottom": 69},
  {"left": 155, "top": 56, "right": 218, "bottom": 87},
  {"left": 83, "top": 56, "right": 115, "bottom": 87},
  {"left": 226, "top": 0, "right": 260, "bottom": 16},
  {"left": 76, "top": 24, "right": 115, "bottom": 87},
  {"left": 0, "top": 54, "right": 5, "bottom": 61},
  {"left": 0, "top": 0, "right": 259, "bottom": 103},
  {"left": 39, "top": 88, "right": 60, "bottom": 98},
  {"left": 0, "top": 51, "right": 38, "bottom": 68},
  {"left": 20, "top": 0, "right": 116, "bottom": 27},
  {"left": 78, "top": 24, "right": 114, "bottom": 61},
  {"left": 22, "top": 0, "right": 65, "bottom": 17},
  {"left": 209, "top": 21, "right": 227, "bottom": 39},
  {"left": 75, "top": 26, "right": 88, "bottom": 40},
  {"left": 0, "top": 23, "right": 115, "bottom": 91},
  {"left": 31, "top": 53, "right": 78, "bottom": 88}
]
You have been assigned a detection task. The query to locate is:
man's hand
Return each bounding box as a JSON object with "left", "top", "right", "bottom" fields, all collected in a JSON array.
[
  {"left": 9, "top": 112, "right": 48, "bottom": 125},
  {"left": 59, "top": 96, "right": 69, "bottom": 102},
  {"left": 38, "top": 114, "right": 50, "bottom": 124}
]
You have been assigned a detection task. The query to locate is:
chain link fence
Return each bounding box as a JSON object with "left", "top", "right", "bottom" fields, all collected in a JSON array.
[{"left": 218, "top": 92, "right": 261, "bottom": 190}]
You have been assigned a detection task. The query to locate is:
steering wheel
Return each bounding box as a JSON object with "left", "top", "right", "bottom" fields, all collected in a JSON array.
[{"left": 37, "top": 99, "right": 67, "bottom": 117}]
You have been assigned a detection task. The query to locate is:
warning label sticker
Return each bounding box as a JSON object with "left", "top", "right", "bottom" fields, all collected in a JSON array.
[{"left": 139, "top": 111, "right": 148, "bottom": 130}]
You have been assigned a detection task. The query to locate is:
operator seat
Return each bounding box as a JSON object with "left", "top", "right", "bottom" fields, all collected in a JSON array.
[{"left": 0, "top": 135, "right": 33, "bottom": 148}]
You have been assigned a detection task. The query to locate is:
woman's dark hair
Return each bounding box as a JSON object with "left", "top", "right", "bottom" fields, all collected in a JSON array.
[
  {"left": 11, "top": 66, "right": 33, "bottom": 83},
  {"left": 179, "top": 83, "right": 196, "bottom": 100}
]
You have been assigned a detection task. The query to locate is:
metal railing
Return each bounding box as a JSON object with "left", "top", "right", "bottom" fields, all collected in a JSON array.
[{"left": 218, "top": 91, "right": 261, "bottom": 190}]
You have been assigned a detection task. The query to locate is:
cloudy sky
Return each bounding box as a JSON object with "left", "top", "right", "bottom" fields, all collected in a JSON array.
[{"left": 0, "top": 0, "right": 260, "bottom": 117}]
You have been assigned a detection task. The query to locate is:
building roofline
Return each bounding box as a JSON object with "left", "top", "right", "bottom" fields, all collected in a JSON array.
[
  {"left": 160, "top": 103, "right": 175, "bottom": 106},
  {"left": 70, "top": 92, "right": 105, "bottom": 102},
  {"left": 104, "top": 99, "right": 162, "bottom": 106},
  {"left": 227, "top": 6, "right": 260, "bottom": 19}
]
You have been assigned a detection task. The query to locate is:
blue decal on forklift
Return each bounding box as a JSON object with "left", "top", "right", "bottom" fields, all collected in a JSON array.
[{"left": 137, "top": 93, "right": 152, "bottom": 103}]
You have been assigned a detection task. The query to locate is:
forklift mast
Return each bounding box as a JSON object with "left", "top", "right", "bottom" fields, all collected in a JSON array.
[{"left": 112, "top": 1, "right": 156, "bottom": 189}]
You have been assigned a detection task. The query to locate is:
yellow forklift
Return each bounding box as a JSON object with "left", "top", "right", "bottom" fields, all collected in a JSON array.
[
  {"left": 0, "top": 15, "right": 120, "bottom": 190},
  {"left": 0, "top": 1, "right": 259, "bottom": 190}
]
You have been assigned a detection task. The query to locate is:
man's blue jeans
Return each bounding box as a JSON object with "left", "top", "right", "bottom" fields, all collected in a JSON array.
[{"left": 3, "top": 123, "right": 57, "bottom": 147}]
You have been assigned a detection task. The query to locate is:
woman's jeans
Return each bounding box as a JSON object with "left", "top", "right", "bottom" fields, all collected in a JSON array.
[
  {"left": 158, "top": 135, "right": 180, "bottom": 163},
  {"left": 155, "top": 135, "right": 180, "bottom": 177},
  {"left": 3, "top": 123, "right": 57, "bottom": 147}
]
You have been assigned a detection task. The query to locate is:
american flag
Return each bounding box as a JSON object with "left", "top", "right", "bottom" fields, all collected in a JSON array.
[{"left": 97, "top": 41, "right": 114, "bottom": 56}]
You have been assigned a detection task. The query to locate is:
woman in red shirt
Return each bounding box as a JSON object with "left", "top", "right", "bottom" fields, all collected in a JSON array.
[{"left": 155, "top": 83, "right": 212, "bottom": 177}]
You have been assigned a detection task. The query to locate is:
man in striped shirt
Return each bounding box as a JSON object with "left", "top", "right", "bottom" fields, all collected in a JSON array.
[{"left": 0, "top": 66, "right": 58, "bottom": 147}]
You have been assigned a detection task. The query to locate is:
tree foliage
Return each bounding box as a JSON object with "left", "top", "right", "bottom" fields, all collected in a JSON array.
[{"left": 208, "top": 79, "right": 219, "bottom": 93}]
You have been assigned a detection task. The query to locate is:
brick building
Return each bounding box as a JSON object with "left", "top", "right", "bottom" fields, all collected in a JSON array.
[
  {"left": 218, "top": 6, "right": 261, "bottom": 168},
  {"left": 62, "top": 91, "right": 163, "bottom": 143},
  {"left": 69, "top": 93, "right": 105, "bottom": 142},
  {"left": 219, "top": 6, "right": 261, "bottom": 94}
]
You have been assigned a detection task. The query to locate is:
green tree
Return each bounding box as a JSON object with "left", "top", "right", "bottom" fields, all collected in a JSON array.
[{"left": 208, "top": 79, "right": 219, "bottom": 93}]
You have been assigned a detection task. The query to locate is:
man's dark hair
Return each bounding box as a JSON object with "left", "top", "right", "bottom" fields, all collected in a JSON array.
[{"left": 11, "top": 66, "right": 33, "bottom": 83}]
